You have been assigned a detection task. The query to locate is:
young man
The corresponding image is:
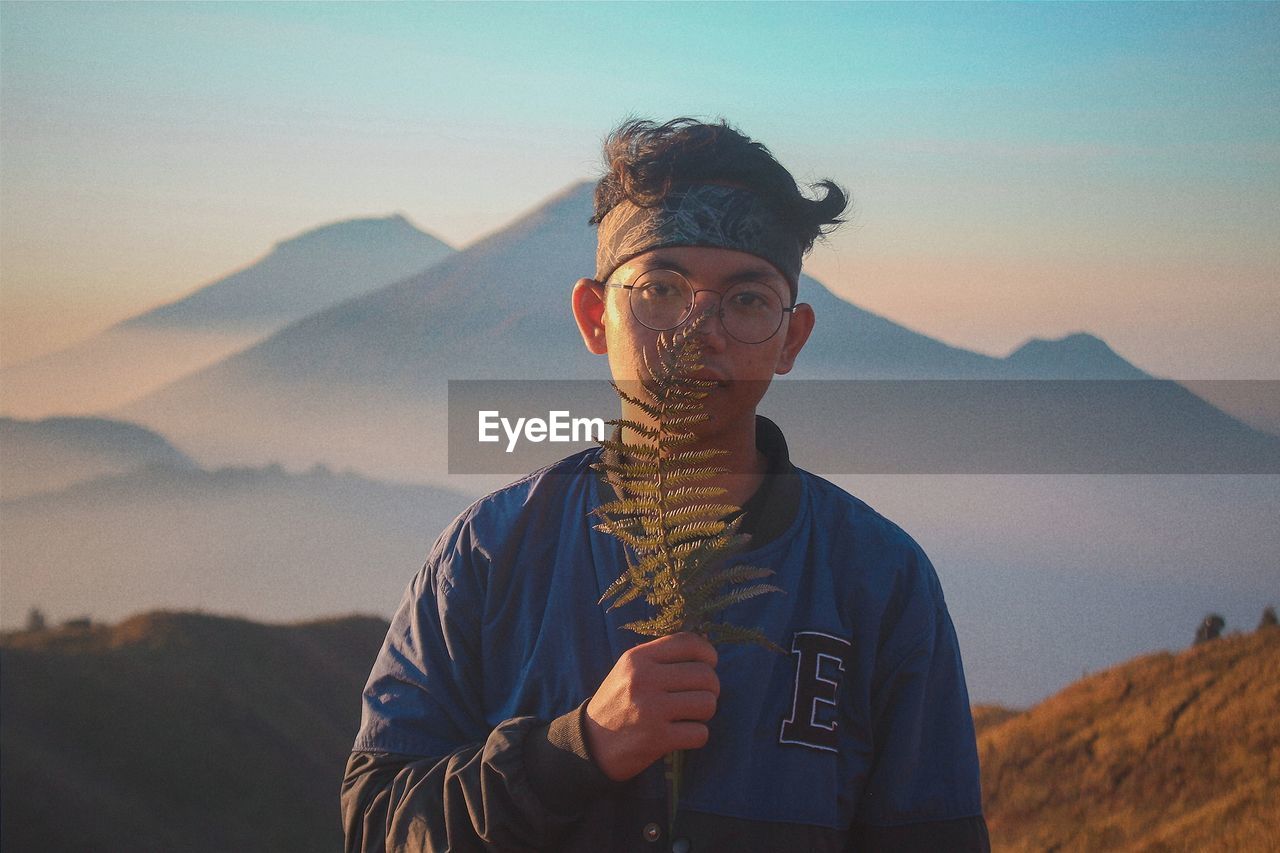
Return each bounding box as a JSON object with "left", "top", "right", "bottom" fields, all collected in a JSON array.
[{"left": 342, "top": 119, "right": 989, "bottom": 852}]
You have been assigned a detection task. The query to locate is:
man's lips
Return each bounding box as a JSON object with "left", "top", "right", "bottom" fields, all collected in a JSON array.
[{"left": 692, "top": 367, "right": 730, "bottom": 386}]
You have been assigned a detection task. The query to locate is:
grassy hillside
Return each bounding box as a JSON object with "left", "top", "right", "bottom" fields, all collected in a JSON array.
[
  {"left": 3, "top": 613, "right": 1276, "bottom": 851},
  {"left": 980, "top": 625, "right": 1280, "bottom": 851},
  {"left": 1, "top": 612, "right": 389, "bottom": 852}
]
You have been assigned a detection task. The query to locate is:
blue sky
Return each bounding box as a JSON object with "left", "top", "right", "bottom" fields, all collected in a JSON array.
[{"left": 2, "top": 1, "right": 1277, "bottom": 376}]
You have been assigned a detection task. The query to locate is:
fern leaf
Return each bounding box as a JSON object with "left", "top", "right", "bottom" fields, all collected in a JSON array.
[
  {"left": 651, "top": 503, "right": 741, "bottom": 527},
  {"left": 603, "top": 579, "right": 649, "bottom": 610},
  {"left": 593, "top": 313, "right": 783, "bottom": 652},
  {"left": 689, "top": 584, "right": 784, "bottom": 619},
  {"left": 592, "top": 497, "right": 659, "bottom": 516},
  {"left": 661, "top": 414, "right": 713, "bottom": 429},
  {"left": 621, "top": 612, "right": 685, "bottom": 637},
  {"left": 685, "top": 564, "right": 775, "bottom": 598},
  {"left": 608, "top": 381, "right": 663, "bottom": 420},
  {"left": 657, "top": 433, "right": 700, "bottom": 452},
  {"left": 597, "top": 438, "right": 659, "bottom": 460},
  {"left": 702, "top": 623, "right": 786, "bottom": 653},
  {"left": 593, "top": 522, "right": 662, "bottom": 552},
  {"left": 607, "top": 418, "right": 664, "bottom": 443},
  {"left": 659, "top": 485, "right": 727, "bottom": 504},
  {"left": 663, "top": 450, "right": 726, "bottom": 467},
  {"left": 592, "top": 459, "right": 660, "bottom": 480}
]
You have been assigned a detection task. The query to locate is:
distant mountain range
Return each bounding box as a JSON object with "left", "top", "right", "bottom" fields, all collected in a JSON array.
[
  {"left": 0, "top": 215, "right": 453, "bottom": 418},
  {"left": 0, "top": 428, "right": 468, "bottom": 628},
  {"left": 3, "top": 185, "right": 1276, "bottom": 711},
  {"left": 5, "top": 414, "right": 1276, "bottom": 705},
  {"left": 108, "top": 182, "right": 1280, "bottom": 481},
  {"left": 4, "top": 611, "right": 1274, "bottom": 851},
  {"left": 0, "top": 416, "right": 194, "bottom": 500}
]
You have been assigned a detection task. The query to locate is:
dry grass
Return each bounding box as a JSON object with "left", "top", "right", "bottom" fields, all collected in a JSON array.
[{"left": 979, "top": 626, "right": 1280, "bottom": 851}]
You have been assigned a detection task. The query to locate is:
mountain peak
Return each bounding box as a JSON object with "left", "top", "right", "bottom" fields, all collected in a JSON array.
[
  {"left": 122, "top": 214, "right": 455, "bottom": 335},
  {"left": 1011, "top": 331, "right": 1109, "bottom": 355},
  {"left": 271, "top": 213, "right": 443, "bottom": 253},
  {"left": 1004, "top": 332, "right": 1148, "bottom": 379}
]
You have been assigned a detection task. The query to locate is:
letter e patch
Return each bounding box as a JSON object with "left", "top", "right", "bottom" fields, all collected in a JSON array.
[{"left": 779, "top": 631, "right": 851, "bottom": 752}]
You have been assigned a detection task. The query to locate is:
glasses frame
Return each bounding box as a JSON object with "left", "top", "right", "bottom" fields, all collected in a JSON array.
[{"left": 600, "top": 269, "right": 798, "bottom": 345}]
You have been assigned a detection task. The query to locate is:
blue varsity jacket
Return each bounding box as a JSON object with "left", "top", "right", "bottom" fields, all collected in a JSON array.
[{"left": 342, "top": 418, "right": 988, "bottom": 852}]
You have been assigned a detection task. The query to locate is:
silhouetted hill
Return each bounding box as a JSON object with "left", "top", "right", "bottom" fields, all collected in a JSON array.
[
  {"left": 0, "top": 215, "right": 454, "bottom": 418},
  {"left": 0, "top": 611, "right": 390, "bottom": 852},
  {"left": 980, "top": 626, "right": 1280, "bottom": 851},
  {"left": 4, "top": 613, "right": 1275, "bottom": 850},
  {"left": 0, "top": 415, "right": 195, "bottom": 499},
  {"left": 0, "top": 461, "right": 469, "bottom": 629}
]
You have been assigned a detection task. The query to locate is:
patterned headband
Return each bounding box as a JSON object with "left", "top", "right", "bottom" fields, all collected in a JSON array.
[{"left": 595, "top": 184, "right": 802, "bottom": 289}]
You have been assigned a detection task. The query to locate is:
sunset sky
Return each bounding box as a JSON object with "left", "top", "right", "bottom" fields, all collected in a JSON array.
[{"left": 2, "top": 1, "right": 1277, "bottom": 377}]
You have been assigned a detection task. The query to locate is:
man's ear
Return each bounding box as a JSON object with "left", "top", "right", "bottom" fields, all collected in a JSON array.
[
  {"left": 571, "top": 278, "right": 609, "bottom": 355},
  {"left": 774, "top": 303, "right": 814, "bottom": 375}
]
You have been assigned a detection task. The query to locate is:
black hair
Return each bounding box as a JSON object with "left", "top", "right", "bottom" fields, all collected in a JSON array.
[{"left": 591, "top": 117, "right": 848, "bottom": 256}]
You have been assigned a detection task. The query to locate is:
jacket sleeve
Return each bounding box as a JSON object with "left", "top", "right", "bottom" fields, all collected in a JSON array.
[
  {"left": 846, "top": 538, "right": 990, "bottom": 852},
  {"left": 340, "top": 514, "right": 619, "bottom": 852},
  {"left": 341, "top": 702, "right": 617, "bottom": 852}
]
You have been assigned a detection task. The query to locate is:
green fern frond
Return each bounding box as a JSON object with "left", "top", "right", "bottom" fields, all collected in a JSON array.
[
  {"left": 592, "top": 497, "right": 660, "bottom": 516},
  {"left": 602, "top": 579, "right": 648, "bottom": 610},
  {"left": 685, "top": 564, "right": 775, "bottom": 598},
  {"left": 690, "top": 583, "right": 783, "bottom": 619},
  {"left": 592, "top": 523, "right": 659, "bottom": 553},
  {"left": 592, "top": 310, "right": 788, "bottom": 843},
  {"left": 608, "top": 382, "right": 663, "bottom": 420},
  {"left": 653, "top": 467, "right": 723, "bottom": 487},
  {"left": 594, "top": 310, "right": 783, "bottom": 653},
  {"left": 662, "top": 449, "right": 722, "bottom": 465},
  {"left": 607, "top": 418, "right": 664, "bottom": 442},
  {"left": 645, "top": 503, "right": 741, "bottom": 528},
  {"left": 702, "top": 623, "right": 786, "bottom": 653},
  {"left": 621, "top": 611, "right": 686, "bottom": 637},
  {"left": 657, "top": 485, "right": 727, "bottom": 504},
  {"left": 660, "top": 414, "right": 714, "bottom": 429},
  {"left": 597, "top": 438, "right": 659, "bottom": 460},
  {"left": 591, "top": 459, "right": 660, "bottom": 480}
]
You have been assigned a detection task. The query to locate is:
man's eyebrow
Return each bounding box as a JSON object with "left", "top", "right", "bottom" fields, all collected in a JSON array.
[{"left": 634, "top": 255, "right": 785, "bottom": 286}]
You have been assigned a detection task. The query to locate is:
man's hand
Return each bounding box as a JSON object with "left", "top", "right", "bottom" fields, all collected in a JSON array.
[{"left": 584, "top": 632, "right": 720, "bottom": 782}]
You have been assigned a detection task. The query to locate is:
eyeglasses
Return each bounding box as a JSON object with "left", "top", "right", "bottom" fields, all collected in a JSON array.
[{"left": 601, "top": 268, "right": 796, "bottom": 344}]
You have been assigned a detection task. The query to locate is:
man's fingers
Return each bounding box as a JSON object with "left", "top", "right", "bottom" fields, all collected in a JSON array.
[
  {"left": 664, "top": 690, "right": 718, "bottom": 723},
  {"left": 653, "top": 661, "right": 720, "bottom": 697},
  {"left": 644, "top": 632, "right": 718, "bottom": 667},
  {"left": 668, "top": 721, "right": 710, "bottom": 751}
]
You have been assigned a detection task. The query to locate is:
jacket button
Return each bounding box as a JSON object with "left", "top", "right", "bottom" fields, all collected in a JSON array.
[
  {"left": 642, "top": 823, "right": 661, "bottom": 843},
  {"left": 672, "top": 839, "right": 691, "bottom": 853}
]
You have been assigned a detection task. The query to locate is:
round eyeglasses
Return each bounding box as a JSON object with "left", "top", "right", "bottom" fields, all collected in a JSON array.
[{"left": 601, "top": 268, "right": 796, "bottom": 345}]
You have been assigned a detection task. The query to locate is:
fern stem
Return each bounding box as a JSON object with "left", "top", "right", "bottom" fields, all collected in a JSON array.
[{"left": 664, "top": 748, "right": 684, "bottom": 837}]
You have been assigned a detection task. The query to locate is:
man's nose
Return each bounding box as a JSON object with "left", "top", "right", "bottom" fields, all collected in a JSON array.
[{"left": 686, "top": 292, "right": 728, "bottom": 346}]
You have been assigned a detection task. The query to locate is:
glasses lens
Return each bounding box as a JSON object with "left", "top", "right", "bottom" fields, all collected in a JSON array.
[
  {"left": 630, "top": 270, "right": 693, "bottom": 331},
  {"left": 721, "top": 281, "right": 785, "bottom": 344}
]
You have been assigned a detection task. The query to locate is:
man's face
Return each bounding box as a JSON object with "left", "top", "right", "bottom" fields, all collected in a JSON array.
[{"left": 572, "top": 245, "right": 815, "bottom": 443}]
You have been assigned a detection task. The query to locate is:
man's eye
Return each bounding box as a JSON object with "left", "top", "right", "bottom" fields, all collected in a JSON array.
[
  {"left": 729, "top": 289, "right": 773, "bottom": 311},
  {"left": 640, "top": 282, "right": 681, "bottom": 300}
]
